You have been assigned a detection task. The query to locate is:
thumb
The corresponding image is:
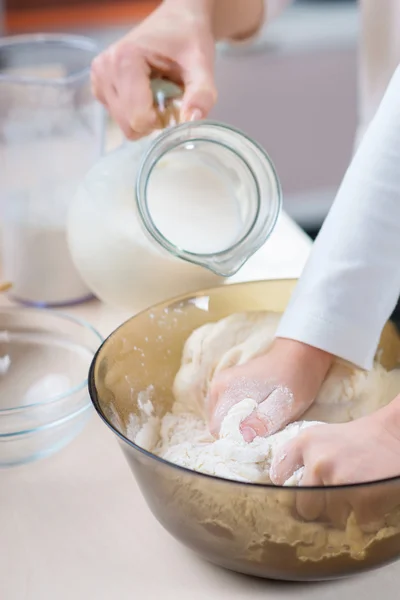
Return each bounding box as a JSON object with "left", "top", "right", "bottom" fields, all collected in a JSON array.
[
  {"left": 269, "top": 438, "right": 304, "bottom": 486},
  {"left": 180, "top": 63, "right": 217, "bottom": 122},
  {"left": 240, "top": 387, "right": 295, "bottom": 442}
]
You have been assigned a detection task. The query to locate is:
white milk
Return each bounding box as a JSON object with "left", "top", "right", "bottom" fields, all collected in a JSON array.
[
  {"left": 68, "top": 141, "right": 235, "bottom": 312},
  {"left": 147, "top": 152, "right": 243, "bottom": 254},
  {"left": 2, "top": 224, "right": 90, "bottom": 305}
]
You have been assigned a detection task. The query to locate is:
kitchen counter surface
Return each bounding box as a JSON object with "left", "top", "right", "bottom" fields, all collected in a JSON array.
[{"left": 2, "top": 213, "right": 400, "bottom": 599}]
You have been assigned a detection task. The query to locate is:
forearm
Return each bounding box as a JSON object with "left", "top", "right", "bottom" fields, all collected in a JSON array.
[
  {"left": 165, "top": 0, "right": 290, "bottom": 41},
  {"left": 212, "top": 0, "right": 265, "bottom": 40},
  {"left": 277, "top": 65, "right": 400, "bottom": 369}
]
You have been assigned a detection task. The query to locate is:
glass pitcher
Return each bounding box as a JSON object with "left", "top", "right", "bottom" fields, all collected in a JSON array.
[
  {"left": 0, "top": 34, "right": 104, "bottom": 306},
  {"left": 67, "top": 80, "right": 282, "bottom": 313}
]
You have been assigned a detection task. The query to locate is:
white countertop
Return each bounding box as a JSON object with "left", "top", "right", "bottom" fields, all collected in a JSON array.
[{"left": 2, "top": 213, "right": 400, "bottom": 598}]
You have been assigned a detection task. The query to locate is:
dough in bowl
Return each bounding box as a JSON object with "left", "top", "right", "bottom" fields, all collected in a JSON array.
[
  {"left": 127, "top": 311, "right": 400, "bottom": 484},
  {"left": 123, "top": 311, "right": 400, "bottom": 562}
]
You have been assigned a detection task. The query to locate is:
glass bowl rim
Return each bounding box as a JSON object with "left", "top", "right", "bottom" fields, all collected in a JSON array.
[
  {"left": 88, "top": 279, "right": 400, "bottom": 492},
  {"left": 0, "top": 306, "right": 103, "bottom": 415},
  {"left": 0, "top": 33, "right": 98, "bottom": 86},
  {"left": 0, "top": 402, "right": 91, "bottom": 439}
]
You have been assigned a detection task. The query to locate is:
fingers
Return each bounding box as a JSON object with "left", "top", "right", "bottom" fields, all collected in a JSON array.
[
  {"left": 241, "top": 418, "right": 267, "bottom": 442},
  {"left": 322, "top": 482, "right": 400, "bottom": 530},
  {"left": 113, "top": 52, "right": 158, "bottom": 135},
  {"left": 210, "top": 382, "right": 297, "bottom": 442},
  {"left": 272, "top": 436, "right": 323, "bottom": 521},
  {"left": 270, "top": 438, "right": 304, "bottom": 486},
  {"left": 180, "top": 69, "right": 216, "bottom": 121},
  {"left": 90, "top": 65, "right": 109, "bottom": 107},
  {"left": 325, "top": 489, "right": 352, "bottom": 528},
  {"left": 352, "top": 482, "right": 400, "bottom": 527},
  {"left": 208, "top": 392, "right": 242, "bottom": 438},
  {"left": 207, "top": 372, "right": 263, "bottom": 437},
  {"left": 91, "top": 38, "right": 216, "bottom": 139},
  {"left": 180, "top": 52, "right": 217, "bottom": 122},
  {"left": 270, "top": 437, "right": 326, "bottom": 520},
  {"left": 91, "top": 45, "right": 157, "bottom": 140},
  {"left": 296, "top": 470, "right": 325, "bottom": 521},
  {"left": 240, "top": 387, "right": 295, "bottom": 442}
]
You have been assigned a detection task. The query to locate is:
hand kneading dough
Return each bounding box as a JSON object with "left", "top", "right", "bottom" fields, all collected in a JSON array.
[
  {"left": 127, "top": 311, "right": 400, "bottom": 484},
  {"left": 124, "top": 311, "right": 400, "bottom": 563}
]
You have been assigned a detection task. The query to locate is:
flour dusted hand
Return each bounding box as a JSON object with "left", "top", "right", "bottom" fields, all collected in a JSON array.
[
  {"left": 270, "top": 397, "right": 400, "bottom": 525},
  {"left": 124, "top": 311, "right": 400, "bottom": 485},
  {"left": 123, "top": 311, "right": 400, "bottom": 560},
  {"left": 173, "top": 311, "right": 333, "bottom": 440},
  {"left": 209, "top": 337, "right": 333, "bottom": 441}
]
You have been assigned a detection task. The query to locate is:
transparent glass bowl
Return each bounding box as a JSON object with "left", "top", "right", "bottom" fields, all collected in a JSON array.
[
  {"left": 0, "top": 307, "right": 103, "bottom": 466},
  {"left": 89, "top": 280, "right": 400, "bottom": 581}
]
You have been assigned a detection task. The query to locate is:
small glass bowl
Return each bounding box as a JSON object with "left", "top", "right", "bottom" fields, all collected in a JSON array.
[{"left": 0, "top": 307, "right": 102, "bottom": 466}]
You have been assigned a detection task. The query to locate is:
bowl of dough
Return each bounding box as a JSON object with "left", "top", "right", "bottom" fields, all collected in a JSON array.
[{"left": 89, "top": 279, "right": 400, "bottom": 581}]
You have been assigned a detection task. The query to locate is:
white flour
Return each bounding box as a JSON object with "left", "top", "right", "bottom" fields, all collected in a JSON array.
[
  {"left": 126, "top": 312, "right": 400, "bottom": 486},
  {"left": 3, "top": 225, "right": 90, "bottom": 305},
  {"left": 2, "top": 129, "right": 99, "bottom": 305},
  {"left": 144, "top": 398, "right": 319, "bottom": 484}
]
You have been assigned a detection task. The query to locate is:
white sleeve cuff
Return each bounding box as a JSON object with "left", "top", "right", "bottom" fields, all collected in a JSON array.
[
  {"left": 276, "top": 308, "right": 377, "bottom": 371},
  {"left": 275, "top": 65, "right": 400, "bottom": 372}
]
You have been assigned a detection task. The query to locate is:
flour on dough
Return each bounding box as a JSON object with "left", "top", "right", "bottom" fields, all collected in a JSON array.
[
  {"left": 122, "top": 311, "right": 400, "bottom": 563},
  {"left": 126, "top": 311, "right": 400, "bottom": 485}
]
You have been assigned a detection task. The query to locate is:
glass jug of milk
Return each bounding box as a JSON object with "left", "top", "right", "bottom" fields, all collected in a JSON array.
[{"left": 67, "top": 81, "right": 282, "bottom": 312}]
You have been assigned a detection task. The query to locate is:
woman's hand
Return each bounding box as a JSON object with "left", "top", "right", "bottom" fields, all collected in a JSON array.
[
  {"left": 208, "top": 338, "right": 333, "bottom": 441},
  {"left": 91, "top": 0, "right": 217, "bottom": 139},
  {"left": 270, "top": 397, "right": 400, "bottom": 526}
]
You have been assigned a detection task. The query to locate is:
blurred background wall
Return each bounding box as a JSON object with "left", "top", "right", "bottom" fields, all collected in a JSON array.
[{"left": 1, "top": 0, "right": 359, "bottom": 239}]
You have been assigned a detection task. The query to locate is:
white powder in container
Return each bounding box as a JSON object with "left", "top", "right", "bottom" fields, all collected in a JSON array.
[
  {"left": 2, "top": 133, "right": 96, "bottom": 306},
  {"left": 2, "top": 224, "right": 90, "bottom": 306}
]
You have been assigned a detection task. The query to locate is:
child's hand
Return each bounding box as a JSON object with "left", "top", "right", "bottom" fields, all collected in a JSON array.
[
  {"left": 208, "top": 338, "right": 333, "bottom": 441},
  {"left": 270, "top": 401, "right": 400, "bottom": 526}
]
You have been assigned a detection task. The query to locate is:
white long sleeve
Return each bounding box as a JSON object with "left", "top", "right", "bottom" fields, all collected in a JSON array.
[{"left": 277, "top": 66, "right": 400, "bottom": 370}]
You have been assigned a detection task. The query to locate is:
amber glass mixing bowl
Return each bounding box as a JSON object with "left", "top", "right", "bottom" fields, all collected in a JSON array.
[{"left": 89, "top": 280, "right": 400, "bottom": 581}]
